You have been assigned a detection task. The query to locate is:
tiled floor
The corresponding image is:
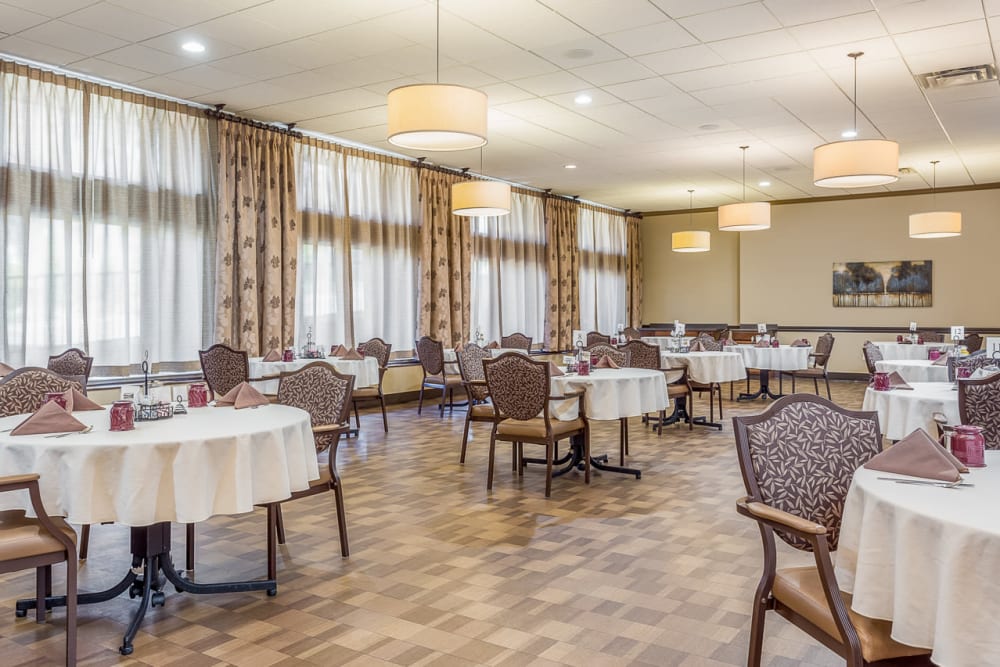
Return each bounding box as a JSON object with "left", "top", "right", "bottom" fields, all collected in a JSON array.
[{"left": 2, "top": 380, "right": 886, "bottom": 666}]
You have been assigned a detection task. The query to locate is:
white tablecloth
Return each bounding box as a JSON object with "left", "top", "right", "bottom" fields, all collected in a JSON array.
[
  {"left": 861, "top": 382, "right": 958, "bottom": 441},
  {"left": 640, "top": 336, "right": 694, "bottom": 351},
  {"left": 874, "top": 342, "right": 954, "bottom": 361},
  {"left": 549, "top": 368, "right": 668, "bottom": 421},
  {"left": 249, "top": 356, "right": 380, "bottom": 394},
  {"left": 0, "top": 404, "right": 317, "bottom": 526},
  {"left": 875, "top": 359, "right": 950, "bottom": 384},
  {"left": 660, "top": 351, "right": 747, "bottom": 384},
  {"left": 723, "top": 345, "right": 811, "bottom": 371},
  {"left": 836, "top": 451, "right": 1000, "bottom": 666}
]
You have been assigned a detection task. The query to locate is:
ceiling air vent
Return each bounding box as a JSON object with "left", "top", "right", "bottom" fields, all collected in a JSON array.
[{"left": 916, "top": 64, "right": 998, "bottom": 89}]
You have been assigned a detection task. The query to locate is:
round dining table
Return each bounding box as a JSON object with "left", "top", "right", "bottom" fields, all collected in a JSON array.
[
  {"left": 836, "top": 451, "right": 1000, "bottom": 666},
  {"left": 875, "top": 359, "right": 949, "bottom": 384},
  {"left": 660, "top": 350, "right": 747, "bottom": 384},
  {"left": 249, "top": 355, "right": 379, "bottom": 394},
  {"left": 861, "top": 382, "right": 959, "bottom": 441},
  {"left": 640, "top": 336, "right": 694, "bottom": 351},
  {"left": 0, "top": 403, "right": 317, "bottom": 655},
  {"left": 724, "top": 344, "right": 811, "bottom": 400},
  {"left": 874, "top": 341, "right": 954, "bottom": 361}
]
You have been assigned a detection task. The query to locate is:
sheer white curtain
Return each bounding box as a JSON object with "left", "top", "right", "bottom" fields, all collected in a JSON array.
[
  {"left": 579, "top": 206, "right": 627, "bottom": 334},
  {"left": 470, "top": 191, "right": 545, "bottom": 344}
]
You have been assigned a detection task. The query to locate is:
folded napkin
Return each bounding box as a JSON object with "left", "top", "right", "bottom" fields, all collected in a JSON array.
[
  {"left": 487, "top": 341, "right": 500, "bottom": 349},
  {"left": 864, "top": 428, "right": 967, "bottom": 482},
  {"left": 10, "top": 401, "right": 87, "bottom": 436},
  {"left": 0, "top": 362, "right": 14, "bottom": 376},
  {"left": 215, "top": 382, "right": 269, "bottom": 409},
  {"left": 688, "top": 340, "right": 706, "bottom": 352},
  {"left": 594, "top": 355, "right": 619, "bottom": 369},
  {"left": 61, "top": 388, "right": 103, "bottom": 412},
  {"left": 932, "top": 353, "right": 950, "bottom": 366},
  {"left": 548, "top": 361, "right": 565, "bottom": 377},
  {"left": 791, "top": 338, "right": 810, "bottom": 347},
  {"left": 262, "top": 349, "right": 282, "bottom": 362},
  {"left": 722, "top": 339, "right": 735, "bottom": 347},
  {"left": 330, "top": 344, "right": 347, "bottom": 357},
  {"left": 888, "top": 371, "right": 913, "bottom": 390},
  {"left": 969, "top": 366, "right": 1000, "bottom": 380},
  {"left": 341, "top": 347, "right": 364, "bottom": 361}
]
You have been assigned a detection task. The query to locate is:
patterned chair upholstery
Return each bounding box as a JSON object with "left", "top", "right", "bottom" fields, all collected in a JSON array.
[
  {"left": 622, "top": 340, "right": 659, "bottom": 370},
  {"left": 733, "top": 395, "right": 928, "bottom": 665},
  {"left": 267, "top": 362, "right": 356, "bottom": 575},
  {"left": 47, "top": 348, "right": 93, "bottom": 392},
  {"left": 456, "top": 344, "right": 495, "bottom": 464},
  {"left": 786, "top": 333, "right": 835, "bottom": 400},
  {"left": 695, "top": 333, "right": 723, "bottom": 352},
  {"left": 586, "top": 343, "right": 627, "bottom": 367},
  {"left": 0, "top": 368, "right": 83, "bottom": 418},
  {"left": 198, "top": 344, "right": 249, "bottom": 400},
  {"left": 482, "top": 353, "right": 589, "bottom": 497},
  {"left": 962, "top": 333, "right": 983, "bottom": 353},
  {"left": 918, "top": 330, "right": 944, "bottom": 343},
  {"left": 415, "top": 336, "right": 462, "bottom": 415},
  {"left": 861, "top": 341, "right": 883, "bottom": 376},
  {"left": 948, "top": 351, "right": 992, "bottom": 382},
  {"left": 354, "top": 337, "right": 392, "bottom": 432},
  {"left": 958, "top": 372, "right": 1000, "bottom": 449},
  {"left": 622, "top": 327, "right": 642, "bottom": 341},
  {"left": 585, "top": 331, "right": 611, "bottom": 346},
  {"left": 500, "top": 333, "right": 532, "bottom": 351}
]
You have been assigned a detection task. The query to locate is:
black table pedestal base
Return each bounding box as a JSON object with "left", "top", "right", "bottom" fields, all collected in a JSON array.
[
  {"left": 646, "top": 397, "right": 723, "bottom": 431},
  {"left": 522, "top": 432, "right": 641, "bottom": 480},
  {"left": 738, "top": 369, "right": 783, "bottom": 401},
  {"left": 15, "top": 522, "right": 276, "bottom": 656}
]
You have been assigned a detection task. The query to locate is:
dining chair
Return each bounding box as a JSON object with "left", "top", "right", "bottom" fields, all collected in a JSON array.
[
  {"left": 861, "top": 341, "right": 882, "bottom": 379},
  {"left": 415, "top": 336, "right": 462, "bottom": 415},
  {"left": 947, "top": 351, "right": 991, "bottom": 382},
  {"left": 198, "top": 344, "right": 250, "bottom": 401},
  {"left": 46, "top": 348, "right": 94, "bottom": 394},
  {"left": 958, "top": 372, "right": 1000, "bottom": 449},
  {"left": 482, "top": 353, "right": 589, "bottom": 497},
  {"left": 786, "top": 333, "right": 835, "bottom": 400},
  {"left": 1, "top": 473, "right": 78, "bottom": 666},
  {"left": 500, "top": 332, "right": 532, "bottom": 351},
  {"left": 267, "top": 362, "right": 355, "bottom": 579},
  {"left": 456, "top": 344, "right": 495, "bottom": 464},
  {"left": 585, "top": 331, "right": 611, "bottom": 346},
  {"left": 918, "top": 330, "right": 944, "bottom": 343},
  {"left": 962, "top": 333, "right": 983, "bottom": 353},
  {"left": 620, "top": 339, "right": 688, "bottom": 452},
  {"left": 354, "top": 337, "right": 392, "bottom": 432},
  {"left": 622, "top": 326, "right": 642, "bottom": 341},
  {"left": 0, "top": 368, "right": 83, "bottom": 418},
  {"left": 733, "top": 395, "right": 930, "bottom": 666},
  {"left": 694, "top": 333, "right": 723, "bottom": 351},
  {"left": 586, "top": 343, "right": 627, "bottom": 367}
]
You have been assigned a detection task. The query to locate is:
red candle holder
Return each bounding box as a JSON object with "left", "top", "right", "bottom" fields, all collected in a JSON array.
[
  {"left": 951, "top": 425, "right": 986, "bottom": 467},
  {"left": 282, "top": 348, "right": 294, "bottom": 362},
  {"left": 110, "top": 400, "right": 134, "bottom": 431},
  {"left": 188, "top": 383, "right": 209, "bottom": 408},
  {"left": 873, "top": 372, "right": 891, "bottom": 391},
  {"left": 43, "top": 392, "right": 68, "bottom": 409}
]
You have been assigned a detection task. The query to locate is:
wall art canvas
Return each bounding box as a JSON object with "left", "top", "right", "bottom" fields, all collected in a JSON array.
[{"left": 832, "top": 260, "right": 932, "bottom": 307}]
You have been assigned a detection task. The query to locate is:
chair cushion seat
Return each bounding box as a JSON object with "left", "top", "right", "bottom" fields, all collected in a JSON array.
[
  {"left": 423, "top": 374, "right": 462, "bottom": 388},
  {"left": 470, "top": 403, "right": 495, "bottom": 418},
  {"left": 773, "top": 566, "right": 930, "bottom": 662},
  {"left": 352, "top": 386, "right": 381, "bottom": 398},
  {"left": 0, "top": 510, "right": 76, "bottom": 561},
  {"left": 667, "top": 384, "right": 690, "bottom": 399},
  {"left": 497, "top": 417, "right": 585, "bottom": 440}
]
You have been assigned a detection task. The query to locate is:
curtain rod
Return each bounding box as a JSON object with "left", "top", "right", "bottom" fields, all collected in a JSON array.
[{"left": 206, "top": 106, "right": 302, "bottom": 137}]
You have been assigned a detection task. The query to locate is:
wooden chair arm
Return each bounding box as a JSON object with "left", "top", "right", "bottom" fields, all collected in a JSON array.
[
  {"left": 313, "top": 423, "right": 351, "bottom": 435},
  {"left": 736, "top": 497, "right": 827, "bottom": 536},
  {"left": 0, "top": 473, "right": 41, "bottom": 491},
  {"left": 0, "top": 474, "right": 77, "bottom": 555}
]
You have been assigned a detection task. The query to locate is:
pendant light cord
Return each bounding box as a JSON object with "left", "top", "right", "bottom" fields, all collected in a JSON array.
[
  {"left": 739, "top": 146, "right": 748, "bottom": 202},
  {"left": 688, "top": 189, "right": 694, "bottom": 224},
  {"left": 931, "top": 160, "right": 939, "bottom": 207},
  {"left": 849, "top": 51, "right": 863, "bottom": 135},
  {"left": 436, "top": 0, "right": 440, "bottom": 83}
]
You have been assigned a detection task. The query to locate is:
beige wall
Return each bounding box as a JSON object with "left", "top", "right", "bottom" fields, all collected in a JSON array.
[{"left": 641, "top": 187, "right": 1000, "bottom": 373}]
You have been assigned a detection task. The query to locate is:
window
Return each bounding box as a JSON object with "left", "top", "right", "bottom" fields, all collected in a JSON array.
[{"left": 578, "top": 206, "right": 627, "bottom": 334}]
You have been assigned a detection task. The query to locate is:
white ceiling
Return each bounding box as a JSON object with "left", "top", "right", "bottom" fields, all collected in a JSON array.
[{"left": 1, "top": 0, "right": 999, "bottom": 211}]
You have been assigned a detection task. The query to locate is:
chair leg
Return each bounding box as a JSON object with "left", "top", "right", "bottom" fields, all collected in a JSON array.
[
  {"left": 36, "top": 565, "right": 50, "bottom": 623},
  {"left": 275, "top": 505, "right": 286, "bottom": 545},
  {"left": 716, "top": 385, "right": 723, "bottom": 420},
  {"left": 825, "top": 375, "right": 832, "bottom": 400},
  {"left": 332, "top": 479, "right": 349, "bottom": 557},
  {"left": 544, "top": 441, "right": 553, "bottom": 498},
  {"left": 747, "top": 585, "right": 768, "bottom": 667},
  {"left": 814, "top": 377, "right": 820, "bottom": 396},
  {"left": 79, "top": 524, "right": 90, "bottom": 560},
  {"left": 417, "top": 384, "right": 425, "bottom": 415},
  {"left": 266, "top": 504, "right": 278, "bottom": 581},
  {"left": 791, "top": 375, "right": 796, "bottom": 393},
  {"left": 379, "top": 395, "right": 388, "bottom": 432},
  {"left": 511, "top": 442, "right": 517, "bottom": 471},
  {"left": 460, "top": 413, "right": 472, "bottom": 463},
  {"left": 186, "top": 523, "right": 195, "bottom": 572},
  {"left": 487, "top": 430, "right": 497, "bottom": 490},
  {"left": 353, "top": 401, "right": 361, "bottom": 429},
  {"left": 656, "top": 409, "right": 664, "bottom": 436},
  {"left": 438, "top": 386, "right": 445, "bottom": 415},
  {"left": 619, "top": 418, "right": 626, "bottom": 465},
  {"left": 64, "top": 555, "right": 77, "bottom": 666},
  {"left": 583, "top": 428, "right": 591, "bottom": 485},
  {"left": 517, "top": 442, "right": 524, "bottom": 476}
]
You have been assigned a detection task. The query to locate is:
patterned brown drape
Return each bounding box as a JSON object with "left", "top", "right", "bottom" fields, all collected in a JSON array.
[
  {"left": 417, "top": 168, "right": 471, "bottom": 347},
  {"left": 214, "top": 118, "right": 298, "bottom": 355},
  {"left": 544, "top": 197, "right": 580, "bottom": 350},
  {"left": 625, "top": 215, "right": 643, "bottom": 328}
]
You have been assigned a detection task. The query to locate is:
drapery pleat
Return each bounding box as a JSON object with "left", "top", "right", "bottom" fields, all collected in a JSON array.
[
  {"left": 626, "top": 215, "right": 643, "bottom": 328},
  {"left": 544, "top": 197, "right": 580, "bottom": 350},
  {"left": 214, "top": 119, "right": 298, "bottom": 355},
  {"left": 417, "top": 169, "right": 471, "bottom": 347}
]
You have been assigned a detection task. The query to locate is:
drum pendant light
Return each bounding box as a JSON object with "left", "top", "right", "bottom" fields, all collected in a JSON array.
[
  {"left": 387, "top": 0, "right": 488, "bottom": 151},
  {"left": 718, "top": 146, "right": 771, "bottom": 231},
  {"left": 909, "top": 161, "right": 961, "bottom": 238},
  {"left": 674, "top": 190, "right": 710, "bottom": 252},
  {"left": 813, "top": 52, "right": 899, "bottom": 188},
  {"left": 452, "top": 148, "right": 511, "bottom": 217}
]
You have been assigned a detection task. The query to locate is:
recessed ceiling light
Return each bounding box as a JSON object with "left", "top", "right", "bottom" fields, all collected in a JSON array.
[
  {"left": 182, "top": 41, "right": 206, "bottom": 53},
  {"left": 758, "top": 180, "right": 771, "bottom": 187},
  {"left": 564, "top": 164, "right": 577, "bottom": 169},
  {"left": 841, "top": 129, "right": 858, "bottom": 138},
  {"left": 574, "top": 93, "right": 592, "bottom": 105}
]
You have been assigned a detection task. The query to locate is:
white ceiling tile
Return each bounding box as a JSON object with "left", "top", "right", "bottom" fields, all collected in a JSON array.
[
  {"left": 636, "top": 44, "right": 727, "bottom": 75},
  {"left": 208, "top": 81, "right": 315, "bottom": 112},
  {"left": 894, "top": 20, "right": 990, "bottom": 56},
  {"left": 18, "top": 20, "right": 128, "bottom": 57},
  {"left": 140, "top": 32, "right": 246, "bottom": 62},
  {"left": 95, "top": 44, "right": 191, "bottom": 75},
  {"left": 210, "top": 51, "right": 303, "bottom": 79},
  {"left": 0, "top": 0, "right": 96, "bottom": 18},
  {"left": 308, "top": 23, "right": 417, "bottom": 61},
  {"left": 531, "top": 37, "right": 626, "bottom": 69},
  {"left": 0, "top": 3, "right": 48, "bottom": 32},
  {"left": 764, "top": 0, "right": 873, "bottom": 26},
  {"left": 0, "top": 35, "right": 85, "bottom": 65},
  {"left": 239, "top": 0, "right": 366, "bottom": 33},
  {"left": 600, "top": 20, "right": 698, "bottom": 57},
  {"left": 807, "top": 37, "right": 900, "bottom": 70},
  {"left": 631, "top": 93, "right": 712, "bottom": 118},
  {"left": 676, "top": 4, "right": 782, "bottom": 41},
  {"left": 471, "top": 48, "right": 560, "bottom": 80},
  {"left": 105, "top": 0, "right": 263, "bottom": 25},
  {"left": 247, "top": 87, "right": 386, "bottom": 122},
  {"left": 540, "top": 0, "right": 670, "bottom": 34},
  {"left": 435, "top": 66, "right": 499, "bottom": 88},
  {"left": 62, "top": 3, "right": 177, "bottom": 41},
  {"left": 66, "top": 57, "right": 153, "bottom": 83},
  {"left": 571, "top": 59, "right": 657, "bottom": 86},
  {"left": 872, "top": 0, "right": 985, "bottom": 33},
  {"left": 358, "top": 45, "right": 457, "bottom": 78},
  {"left": 511, "top": 70, "right": 591, "bottom": 96},
  {"left": 986, "top": 0, "right": 1000, "bottom": 15},
  {"left": 160, "top": 64, "right": 255, "bottom": 91},
  {"left": 195, "top": 12, "right": 308, "bottom": 51},
  {"left": 132, "top": 74, "right": 212, "bottom": 100},
  {"left": 708, "top": 29, "right": 801, "bottom": 62},
  {"left": 441, "top": 0, "right": 589, "bottom": 50},
  {"left": 301, "top": 107, "right": 387, "bottom": 134},
  {"left": 479, "top": 81, "right": 537, "bottom": 105},
  {"left": 903, "top": 43, "right": 995, "bottom": 75},
  {"left": 545, "top": 88, "right": 624, "bottom": 110},
  {"left": 788, "top": 12, "right": 887, "bottom": 49},
  {"left": 360, "top": 75, "right": 425, "bottom": 97},
  {"left": 603, "top": 77, "right": 681, "bottom": 101},
  {"left": 651, "top": 0, "right": 764, "bottom": 19}
]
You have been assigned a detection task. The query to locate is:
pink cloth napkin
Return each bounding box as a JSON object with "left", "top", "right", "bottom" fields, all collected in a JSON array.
[
  {"left": 487, "top": 341, "right": 500, "bottom": 349},
  {"left": 864, "top": 428, "right": 967, "bottom": 481},
  {"left": 215, "top": 382, "right": 270, "bottom": 409},
  {"left": 330, "top": 344, "right": 347, "bottom": 357},
  {"left": 62, "top": 388, "right": 103, "bottom": 412},
  {"left": 932, "top": 353, "right": 950, "bottom": 366},
  {"left": 688, "top": 340, "right": 706, "bottom": 352},
  {"left": 262, "top": 349, "right": 282, "bottom": 362},
  {"left": 454, "top": 342, "right": 463, "bottom": 352},
  {"left": 548, "top": 361, "right": 565, "bottom": 377},
  {"left": 595, "top": 355, "right": 619, "bottom": 369},
  {"left": 10, "top": 401, "right": 87, "bottom": 436},
  {"left": 888, "top": 371, "right": 913, "bottom": 390},
  {"left": 341, "top": 347, "right": 364, "bottom": 361},
  {"left": 0, "top": 362, "right": 14, "bottom": 376}
]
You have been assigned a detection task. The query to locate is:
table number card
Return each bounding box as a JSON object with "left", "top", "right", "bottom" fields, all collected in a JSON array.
[
  {"left": 673, "top": 322, "right": 686, "bottom": 336},
  {"left": 757, "top": 323, "right": 767, "bottom": 334},
  {"left": 951, "top": 325, "right": 965, "bottom": 341},
  {"left": 572, "top": 329, "right": 584, "bottom": 349},
  {"left": 910, "top": 321, "right": 918, "bottom": 333},
  {"left": 986, "top": 337, "right": 1000, "bottom": 359}
]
